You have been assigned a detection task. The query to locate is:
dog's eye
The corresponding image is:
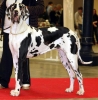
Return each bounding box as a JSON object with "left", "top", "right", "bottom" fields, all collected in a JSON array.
[
  {"left": 11, "top": 5, "right": 16, "bottom": 11},
  {"left": 11, "top": 6, "right": 14, "bottom": 11},
  {"left": 19, "top": 5, "right": 22, "bottom": 10}
]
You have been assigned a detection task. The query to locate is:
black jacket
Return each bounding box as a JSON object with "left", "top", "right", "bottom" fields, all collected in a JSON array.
[
  {"left": 22, "top": 0, "right": 44, "bottom": 27},
  {"left": 0, "top": 0, "right": 44, "bottom": 34},
  {"left": 93, "top": 14, "right": 98, "bottom": 28}
]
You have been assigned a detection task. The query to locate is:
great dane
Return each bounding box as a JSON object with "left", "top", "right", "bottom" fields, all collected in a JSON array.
[{"left": 6, "top": 3, "right": 92, "bottom": 96}]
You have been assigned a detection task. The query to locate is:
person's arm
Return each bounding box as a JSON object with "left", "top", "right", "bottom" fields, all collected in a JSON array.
[
  {"left": 0, "top": 0, "right": 6, "bottom": 18},
  {"left": 27, "top": 0, "right": 44, "bottom": 16},
  {"left": 93, "top": 15, "right": 98, "bottom": 27}
]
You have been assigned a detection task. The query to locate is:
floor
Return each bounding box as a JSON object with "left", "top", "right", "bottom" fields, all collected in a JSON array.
[{"left": 11, "top": 44, "right": 98, "bottom": 100}]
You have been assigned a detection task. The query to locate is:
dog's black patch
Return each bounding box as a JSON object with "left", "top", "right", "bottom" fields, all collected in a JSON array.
[
  {"left": 29, "top": 50, "right": 38, "bottom": 54},
  {"left": 67, "top": 33, "right": 70, "bottom": 37},
  {"left": 50, "top": 44, "right": 55, "bottom": 49},
  {"left": 33, "top": 54, "right": 38, "bottom": 57},
  {"left": 33, "top": 48, "right": 35, "bottom": 50},
  {"left": 35, "top": 36, "right": 41, "bottom": 46},
  {"left": 34, "top": 27, "right": 39, "bottom": 32},
  {"left": 55, "top": 44, "right": 60, "bottom": 48},
  {"left": 40, "top": 27, "right": 69, "bottom": 45},
  {"left": 70, "top": 35, "right": 78, "bottom": 54},
  {"left": 31, "top": 43, "right": 33, "bottom": 47},
  {"left": 19, "top": 33, "right": 31, "bottom": 59}
]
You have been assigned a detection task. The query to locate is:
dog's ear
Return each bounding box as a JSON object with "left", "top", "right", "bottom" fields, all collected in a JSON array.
[
  {"left": 24, "top": 6, "right": 29, "bottom": 20},
  {"left": 6, "top": 3, "right": 15, "bottom": 20},
  {"left": 21, "top": 4, "right": 29, "bottom": 21},
  {"left": 6, "top": 5, "right": 12, "bottom": 20}
]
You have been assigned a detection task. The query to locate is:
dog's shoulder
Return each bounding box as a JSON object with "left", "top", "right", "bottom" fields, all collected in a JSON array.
[{"left": 38, "top": 27, "right": 70, "bottom": 44}]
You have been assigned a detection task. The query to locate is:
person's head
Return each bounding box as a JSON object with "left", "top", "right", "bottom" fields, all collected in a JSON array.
[
  {"left": 78, "top": 7, "right": 83, "bottom": 15},
  {"left": 48, "top": 1, "right": 53, "bottom": 5},
  {"left": 93, "top": 9, "right": 97, "bottom": 15},
  {"left": 52, "top": 5, "right": 57, "bottom": 11},
  {"left": 56, "top": 4, "right": 62, "bottom": 11}
]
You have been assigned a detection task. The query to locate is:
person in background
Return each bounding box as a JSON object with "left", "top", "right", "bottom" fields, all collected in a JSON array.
[
  {"left": 74, "top": 7, "right": 83, "bottom": 38},
  {"left": 56, "top": 4, "right": 62, "bottom": 18},
  {"left": 39, "top": 6, "right": 49, "bottom": 21},
  {"left": 56, "top": 4, "right": 63, "bottom": 26},
  {"left": 92, "top": 9, "right": 98, "bottom": 45},
  {"left": 58, "top": 10, "right": 63, "bottom": 26},
  {"left": 0, "top": 0, "right": 44, "bottom": 89},
  {"left": 46, "top": 1, "right": 53, "bottom": 21},
  {"left": 49, "top": 5, "right": 58, "bottom": 25}
]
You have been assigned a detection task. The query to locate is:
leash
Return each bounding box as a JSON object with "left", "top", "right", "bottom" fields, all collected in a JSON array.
[
  {"left": 3, "top": 26, "right": 11, "bottom": 30},
  {"left": 10, "top": 25, "right": 29, "bottom": 35},
  {"left": 10, "top": 30, "right": 27, "bottom": 35}
]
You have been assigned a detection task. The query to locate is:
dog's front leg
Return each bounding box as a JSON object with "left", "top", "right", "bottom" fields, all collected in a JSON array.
[
  {"left": 9, "top": 40, "right": 21, "bottom": 96},
  {"left": 10, "top": 55, "right": 21, "bottom": 96}
]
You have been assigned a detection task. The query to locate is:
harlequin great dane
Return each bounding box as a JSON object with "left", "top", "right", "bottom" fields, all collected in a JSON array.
[{"left": 6, "top": 3, "right": 92, "bottom": 96}]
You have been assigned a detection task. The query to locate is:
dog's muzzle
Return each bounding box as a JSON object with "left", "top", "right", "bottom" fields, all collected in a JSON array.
[
  {"left": 12, "top": 10, "right": 20, "bottom": 23},
  {"left": 14, "top": 10, "right": 18, "bottom": 17}
]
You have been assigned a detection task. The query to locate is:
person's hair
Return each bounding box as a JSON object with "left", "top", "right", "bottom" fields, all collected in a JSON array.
[
  {"left": 56, "top": 4, "right": 62, "bottom": 8},
  {"left": 78, "top": 7, "right": 83, "bottom": 10},
  {"left": 48, "top": 1, "right": 53, "bottom": 5}
]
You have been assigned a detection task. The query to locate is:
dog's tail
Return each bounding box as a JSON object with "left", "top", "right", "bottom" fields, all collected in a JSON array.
[{"left": 77, "top": 39, "right": 92, "bottom": 64}]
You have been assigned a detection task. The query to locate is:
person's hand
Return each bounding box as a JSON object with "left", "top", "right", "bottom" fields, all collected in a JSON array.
[
  {"left": 93, "top": 21, "right": 97, "bottom": 27},
  {"left": 26, "top": 6, "right": 28, "bottom": 9}
]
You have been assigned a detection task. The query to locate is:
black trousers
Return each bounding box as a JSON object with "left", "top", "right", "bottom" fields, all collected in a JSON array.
[
  {"left": 0, "top": 33, "right": 30, "bottom": 88},
  {"left": 92, "top": 27, "right": 98, "bottom": 44}
]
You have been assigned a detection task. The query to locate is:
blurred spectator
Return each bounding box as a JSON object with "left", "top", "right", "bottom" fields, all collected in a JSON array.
[
  {"left": 55, "top": 4, "right": 63, "bottom": 26},
  {"left": 75, "top": 7, "right": 83, "bottom": 29},
  {"left": 46, "top": 1, "right": 53, "bottom": 20},
  {"left": 92, "top": 9, "right": 98, "bottom": 45},
  {"left": 56, "top": 4, "right": 62, "bottom": 17},
  {"left": 49, "top": 5, "right": 58, "bottom": 25},
  {"left": 58, "top": 10, "right": 63, "bottom": 26},
  {"left": 74, "top": 7, "right": 83, "bottom": 38},
  {"left": 39, "top": 7, "right": 49, "bottom": 20},
  {"left": 46, "top": 1, "right": 53, "bottom": 15}
]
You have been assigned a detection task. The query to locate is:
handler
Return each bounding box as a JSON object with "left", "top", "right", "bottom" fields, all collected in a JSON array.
[{"left": 0, "top": 0, "right": 44, "bottom": 89}]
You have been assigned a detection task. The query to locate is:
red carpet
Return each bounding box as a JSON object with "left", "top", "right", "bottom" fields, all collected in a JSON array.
[{"left": 0, "top": 78, "right": 98, "bottom": 99}]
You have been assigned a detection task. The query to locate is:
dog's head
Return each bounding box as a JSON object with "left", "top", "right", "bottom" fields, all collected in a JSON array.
[{"left": 6, "top": 3, "right": 29, "bottom": 23}]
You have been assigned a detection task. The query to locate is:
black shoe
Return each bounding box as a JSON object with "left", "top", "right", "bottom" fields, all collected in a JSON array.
[{"left": 0, "top": 84, "right": 5, "bottom": 89}]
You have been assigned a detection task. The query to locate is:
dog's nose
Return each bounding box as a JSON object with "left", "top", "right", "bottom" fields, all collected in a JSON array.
[{"left": 14, "top": 10, "right": 18, "bottom": 15}]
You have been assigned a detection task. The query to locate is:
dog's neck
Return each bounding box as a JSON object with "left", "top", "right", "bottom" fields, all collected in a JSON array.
[{"left": 10, "top": 19, "right": 28, "bottom": 35}]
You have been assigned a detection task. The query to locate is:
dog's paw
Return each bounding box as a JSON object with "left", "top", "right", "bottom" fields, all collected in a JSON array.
[
  {"left": 10, "top": 90, "right": 20, "bottom": 96},
  {"left": 77, "top": 89, "right": 85, "bottom": 95},
  {"left": 65, "top": 88, "right": 73, "bottom": 93}
]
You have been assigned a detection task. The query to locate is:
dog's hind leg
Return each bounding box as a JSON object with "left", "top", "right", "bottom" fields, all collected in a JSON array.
[
  {"left": 58, "top": 49, "right": 75, "bottom": 93},
  {"left": 66, "top": 53, "right": 84, "bottom": 95}
]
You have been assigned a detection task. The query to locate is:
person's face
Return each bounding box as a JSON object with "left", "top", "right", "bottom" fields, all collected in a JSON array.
[
  {"left": 53, "top": 7, "right": 57, "bottom": 11},
  {"left": 78, "top": 10, "right": 82, "bottom": 15},
  {"left": 93, "top": 9, "right": 96, "bottom": 15}
]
